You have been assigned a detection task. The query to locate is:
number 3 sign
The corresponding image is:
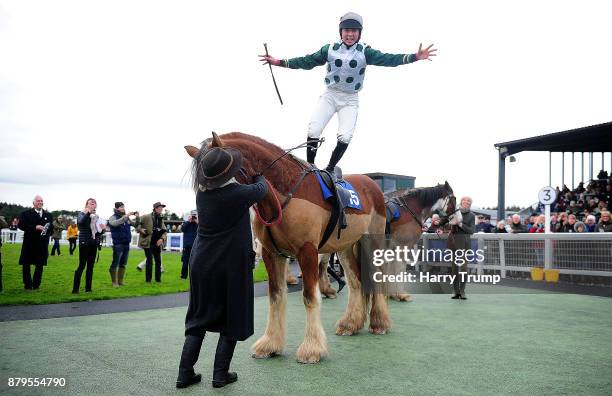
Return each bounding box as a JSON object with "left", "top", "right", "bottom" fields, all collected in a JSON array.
[{"left": 538, "top": 186, "right": 557, "bottom": 205}]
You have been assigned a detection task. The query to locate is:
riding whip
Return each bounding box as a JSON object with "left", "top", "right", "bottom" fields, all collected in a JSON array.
[{"left": 264, "top": 43, "right": 283, "bottom": 105}]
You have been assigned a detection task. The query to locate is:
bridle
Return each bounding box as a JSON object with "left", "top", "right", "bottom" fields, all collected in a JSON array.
[
  {"left": 390, "top": 189, "right": 456, "bottom": 239},
  {"left": 235, "top": 138, "right": 325, "bottom": 227}
]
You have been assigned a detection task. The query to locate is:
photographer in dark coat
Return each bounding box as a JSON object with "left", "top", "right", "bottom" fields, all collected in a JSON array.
[
  {"left": 176, "top": 146, "right": 268, "bottom": 389},
  {"left": 180, "top": 211, "right": 198, "bottom": 279},
  {"left": 18, "top": 195, "right": 54, "bottom": 290}
]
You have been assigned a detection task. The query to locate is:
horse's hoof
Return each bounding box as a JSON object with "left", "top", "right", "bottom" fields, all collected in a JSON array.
[
  {"left": 297, "top": 357, "right": 320, "bottom": 364},
  {"left": 296, "top": 350, "right": 323, "bottom": 364},
  {"left": 397, "top": 294, "right": 413, "bottom": 302},
  {"left": 251, "top": 352, "right": 279, "bottom": 359},
  {"left": 335, "top": 324, "right": 357, "bottom": 336},
  {"left": 369, "top": 327, "right": 388, "bottom": 335},
  {"left": 286, "top": 275, "right": 299, "bottom": 285},
  {"left": 251, "top": 335, "right": 283, "bottom": 358},
  {"left": 321, "top": 289, "right": 337, "bottom": 299},
  {"left": 296, "top": 340, "right": 327, "bottom": 364}
]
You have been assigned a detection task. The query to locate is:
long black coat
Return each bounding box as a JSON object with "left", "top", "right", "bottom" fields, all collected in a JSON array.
[
  {"left": 185, "top": 177, "right": 268, "bottom": 341},
  {"left": 19, "top": 209, "right": 54, "bottom": 266}
]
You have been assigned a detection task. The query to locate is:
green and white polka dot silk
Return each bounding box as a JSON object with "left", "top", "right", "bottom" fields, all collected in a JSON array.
[{"left": 325, "top": 42, "right": 367, "bottom": 92}]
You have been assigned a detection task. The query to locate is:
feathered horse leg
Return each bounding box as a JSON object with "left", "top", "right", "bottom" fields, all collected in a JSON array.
[
  {"left": 335, "top": 246, "right": 368, "bottom": 336},
  {"left": 251, "top": 247, "right": 287, "bottom": 358},
  {"left": 295, "top": 242, "right": 328, "bottom": 363}
]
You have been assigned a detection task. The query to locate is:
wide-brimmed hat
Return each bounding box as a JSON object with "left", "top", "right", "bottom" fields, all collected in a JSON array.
[{"left": 199, "top": 147, "right": 243, "bottom": 189}]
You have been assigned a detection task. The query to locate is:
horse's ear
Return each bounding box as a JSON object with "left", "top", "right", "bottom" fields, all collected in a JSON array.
[
  {"left": 210, "top": 131, "right": 224, "bottom": 148},
  {"left": 184, "top": 145, "right": 199, "bottom": 158},
  {"left": 444, "top": 180, "right": 454, "bottom": 194}
]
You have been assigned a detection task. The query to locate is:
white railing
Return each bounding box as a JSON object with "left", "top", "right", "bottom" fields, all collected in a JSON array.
[
  {"left": 1, "top": 229, "right": 184, "bottom": 252},
  {"left": 420, "top": 232, "right": 612, "bottom": 278}
]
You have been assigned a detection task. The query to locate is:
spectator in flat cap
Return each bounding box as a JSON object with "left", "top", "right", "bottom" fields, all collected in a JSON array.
[{"left": 134, "top": 202, "right": 167, "bottom": 283}]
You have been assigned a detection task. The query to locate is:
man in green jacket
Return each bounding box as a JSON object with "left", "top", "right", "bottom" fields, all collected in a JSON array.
[
  {"left": 260, "top": 12, "right": 436, "bottom": 175},
  {"left": 135, "top": 202, "right": 167, "bottom": 283},
  {"left": 51, "top": 216, "right": 65, "bottom": 256}
]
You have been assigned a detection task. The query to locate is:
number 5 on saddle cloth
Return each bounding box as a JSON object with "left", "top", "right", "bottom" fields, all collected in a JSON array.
[{"left": 314, "top": 170, "right": 363, "bottom": 249}]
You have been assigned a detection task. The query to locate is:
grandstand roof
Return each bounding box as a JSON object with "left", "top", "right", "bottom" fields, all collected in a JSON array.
[{"left": 494, "top": 121, "right": 612, "bottom": 156}]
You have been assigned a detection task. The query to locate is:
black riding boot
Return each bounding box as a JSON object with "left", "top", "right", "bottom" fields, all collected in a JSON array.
[
  {"left": 212, "top": 335, "right": 238, "bottom": 388},
  {"left": 325, "top": 141, "right": 349, "bottom": 176},
  {"left": 306, "top": 137, "right": 319, "bottom": 165},
  {"left": 326, "top": 265, "right": 346, "bottom": 293},
  {"left": 176, "top": 335, "right": 203, "bottom": 388}
]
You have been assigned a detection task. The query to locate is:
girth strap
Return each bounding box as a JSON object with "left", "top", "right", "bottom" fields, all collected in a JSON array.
[{"left": 317, "top": 169, "right": 345, "bottom": 250}]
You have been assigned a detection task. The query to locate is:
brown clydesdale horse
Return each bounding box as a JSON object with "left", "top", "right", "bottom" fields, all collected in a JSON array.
[
  {"left": 318, "top": 183, "right": 456, "bottom": 301},
  {"left": 185, "top": 132, "right": 390, "bottom": 364}
]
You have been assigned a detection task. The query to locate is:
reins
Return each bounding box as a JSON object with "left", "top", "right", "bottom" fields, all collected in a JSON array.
[{"left": 251, "top": 138, "right": 324, "bottom": 227}]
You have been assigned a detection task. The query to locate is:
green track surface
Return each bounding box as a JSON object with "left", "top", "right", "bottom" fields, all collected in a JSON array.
[{"left": 1, "top": 290, "right": 611, "bottom": 395}]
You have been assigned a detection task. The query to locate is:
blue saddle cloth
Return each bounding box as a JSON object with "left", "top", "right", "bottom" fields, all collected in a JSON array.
[
  {"left": 386, "top": 200, "right": 401, "bottom": 222},
  {"left": 315, "top": 171, "right": 363, "bottom": 211}
]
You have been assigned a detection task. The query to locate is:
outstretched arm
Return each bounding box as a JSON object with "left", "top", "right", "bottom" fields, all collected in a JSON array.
[
  {"left": 259, "top": 45, "right": 330, "bottom": 70},
  {"left": 365, "top": 43, "right": 437, "bottom": 66}
]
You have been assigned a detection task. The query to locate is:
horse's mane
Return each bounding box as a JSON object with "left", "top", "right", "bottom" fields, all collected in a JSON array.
[
  {"left": 190, "top": 132, "right": 304, "bottom": 193},
  {"left": 386, "top": 184, "right": 450, "bottom": 208}
]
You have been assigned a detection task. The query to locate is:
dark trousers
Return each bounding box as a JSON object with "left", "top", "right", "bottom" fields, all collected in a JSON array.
[
  {"left": 68, "top": 238, "right": 77, "bottom": 255},
  {"left": 73, "top": 242, "right": 97, "bottom": 292},
  {"left": 51, "top": 239, "right": 61, "bottom": 256},
  {"left": 110, "top": 243, "right": 130, "bottom": 270},
  {"left": 181, "top": 246, "right": 192, "bottom": 279},
  {"left": 451, "top": 264, "right": 467, "bottom": 295},
  {"left": 182, "top": 329, "right": 238, "bottom": 370},
  {"left": 178, "top": 331, "right": 237, "bottom": 382},
  {"left": 22, "top": 264, "right": 44, "bottom": 290},
  {"left": 144, "top": 245, "right": 162, "bottom": 282}
]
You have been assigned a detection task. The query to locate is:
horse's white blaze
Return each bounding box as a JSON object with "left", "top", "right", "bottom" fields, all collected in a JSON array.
[{"left": 430, "top": 197, "right": 447, "bottom": 213}]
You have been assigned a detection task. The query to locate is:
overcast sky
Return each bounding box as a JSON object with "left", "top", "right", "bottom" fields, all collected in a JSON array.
[{"left": 1, "top": 0, "right": 611, "bottom": 218}]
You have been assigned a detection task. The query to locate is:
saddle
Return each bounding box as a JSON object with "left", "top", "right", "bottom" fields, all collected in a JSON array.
[
  {"left": 384, "top": 197, "right": 402, "bottom": 236},
  {"left": 316, "top": 167, "right": 352, "bottom": 249}
]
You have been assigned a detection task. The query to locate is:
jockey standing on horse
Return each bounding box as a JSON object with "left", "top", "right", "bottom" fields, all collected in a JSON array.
[{"left": 260, "top": 12, "right": 437, "bottom": 176}]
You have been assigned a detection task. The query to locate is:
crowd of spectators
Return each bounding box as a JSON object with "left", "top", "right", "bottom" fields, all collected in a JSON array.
[
  {"left": 423, "top": 171, "right": 612, "bottom": 234},
  {"left": 500, "top": 171, "right": 612, "bottom": 233},
  {"left": 0, "top": 196, "right": 198, "bottom": 293}
]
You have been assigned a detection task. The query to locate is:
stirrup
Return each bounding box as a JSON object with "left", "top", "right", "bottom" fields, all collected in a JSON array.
[{"left": 325, "top": 165, "right": 343, "bottom": 180}]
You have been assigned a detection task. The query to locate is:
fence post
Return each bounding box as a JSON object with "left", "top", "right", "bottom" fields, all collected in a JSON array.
[
  {"left": 477, "top": 236, "right": 484, "bottom": 275},
  {"left": 544, "top": 237, "right": 552, "bottom": 270},
  {"left": 498, "top": 238, "right": 506, "bottom": 278}
]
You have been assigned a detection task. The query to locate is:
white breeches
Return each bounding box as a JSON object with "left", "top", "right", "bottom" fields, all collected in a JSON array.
[{"left": 307, "top": 89, "right": 359, "bottom": 144}]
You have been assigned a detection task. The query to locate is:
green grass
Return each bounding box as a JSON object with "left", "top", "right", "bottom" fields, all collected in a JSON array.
[{"left": 0, "top": 244, "right": 267, "bottom": 306}]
